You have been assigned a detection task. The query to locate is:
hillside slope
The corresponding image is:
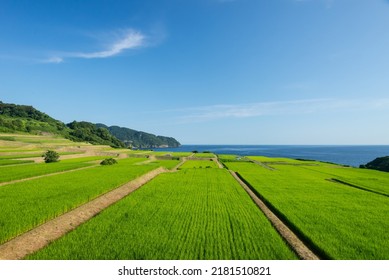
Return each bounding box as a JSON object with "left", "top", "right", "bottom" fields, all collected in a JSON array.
[
  {"left": 67, "top": 121, "right": 125, "bottom": 148},
  {"left": 96, "top": 124, "right": 181, "bottom": 148},
  {"left": 0, "top": 101, "right": 180, "bottom": 148},
  {"left": 0, "top": 101, "right": 67, "bottom": 135}
]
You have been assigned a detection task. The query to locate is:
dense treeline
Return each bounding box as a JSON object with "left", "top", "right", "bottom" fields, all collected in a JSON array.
[
  {"left": 96, "top": 124, "right": 181, "bottom": 148},
  {"left": 67, "top": 121, "right": 125, "bottom": 148},
  {"left": 0, "top": 101, "right": 67, "bottom": 134}
]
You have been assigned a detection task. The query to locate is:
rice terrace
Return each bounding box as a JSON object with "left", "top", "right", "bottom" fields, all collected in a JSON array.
[{"left": 0, "top": 133, "right": 387, "bottom": 260}]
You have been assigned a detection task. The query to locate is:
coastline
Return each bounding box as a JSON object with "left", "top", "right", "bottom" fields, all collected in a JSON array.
[{"left": 153, "top": 145, "right": 389, "bottom": 167}]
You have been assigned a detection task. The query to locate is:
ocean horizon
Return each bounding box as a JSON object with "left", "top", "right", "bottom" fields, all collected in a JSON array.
[{"left": 154, "top": 145, "right": 389, "bottom": 167}]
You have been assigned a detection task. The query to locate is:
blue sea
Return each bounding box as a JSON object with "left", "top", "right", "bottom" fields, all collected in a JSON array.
[{"left": 154, "top": 145, "right": 389, "bottom": 167}]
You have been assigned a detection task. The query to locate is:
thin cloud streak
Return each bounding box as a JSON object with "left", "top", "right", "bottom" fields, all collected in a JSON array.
[
  {"left": 172, "top": 98, "right": 389, "bottom": 123},
  {"left": 43, "top": 56, "right": 64, "bottom": 64},
  {"left": 74, "top": 30, "right": 145, "bottom": 59},
  {"left": 46, "top": 29, "right": 146, "bottom": 63}
]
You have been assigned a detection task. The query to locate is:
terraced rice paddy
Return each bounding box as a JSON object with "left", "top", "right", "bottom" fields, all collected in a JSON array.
[
  {"left": 248, "top": 156, "right": 314, "bottom": 164},
  {"left": 28, "top": 168, "right": 297, "bottom": 260},
  {"left": 0, "top": 159, "right": 34, "bottom": 166},
  {"left": 300, "top": 165, "right": 389, "bottom": 196},
  {"left": 144, "top": 159, "right": 180, "bottom": 170},
  {"left": 0, "top": 161, "right": 94, "bottom": 183},
  {"left": 224, "top": 161, "right": 389, "bottom": 259},
  {"left": 1, "top": 133, "right": 387, "bottom": 260},
  {"left": 151, "top": 151, "right": 193, "bottom": 157},
  {"left": 0, "top": 158, "right": 155, "bottom": 244},
  {"left": 192, "top": 152, "right": 215, "bottom": 158},
  {"left": 178, "top": 159, "right": 218, "bottom": 169}
]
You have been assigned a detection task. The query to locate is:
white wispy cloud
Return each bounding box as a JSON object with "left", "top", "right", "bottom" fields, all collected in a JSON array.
[
  {"left": 43, "top": 56, "right": 64, "bottom": 64},
  {"left": 169, "top": 98, "right": 389, "bottom": 123},
  {"left": 74, "top": 30, "right": 145, "bottom": 59},
  {"left": 45, "top": 29, "right": 146, "bottom": 63}
]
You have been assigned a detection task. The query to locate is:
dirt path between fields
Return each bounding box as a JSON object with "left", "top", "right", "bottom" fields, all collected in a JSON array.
[
  {"left": 171, "top": 156, "right": 188, "bottom": 171},
  {"left": 252, "top": 160, "right": 276, "bottom": 171},
  {"left": 0, "top": 165, "right": 98, "bottom": 187},
  {"left": 135, "top": 155, "right": 156, "bottom": 165},
  {"left": 213, "top": 157, "right": 224, "bottom": 169},
  {"left": 0, "top": 167, "right": 167, "bottom": 260},
  {"left": 229, "top": 171, "right": 320, "bottom": 260}
]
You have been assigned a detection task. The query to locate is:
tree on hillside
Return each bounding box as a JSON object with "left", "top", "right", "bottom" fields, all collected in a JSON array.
[{"left": 43, "top": 150, "right": 60, "bottom": 163}]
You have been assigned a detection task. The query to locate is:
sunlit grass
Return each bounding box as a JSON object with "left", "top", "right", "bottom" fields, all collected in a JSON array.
[
  {"left": 225, "top": 161, "right": 389, "bottom": 259},
  {"left": 29, "top": 169, "right": 297, "bottom": 260}
]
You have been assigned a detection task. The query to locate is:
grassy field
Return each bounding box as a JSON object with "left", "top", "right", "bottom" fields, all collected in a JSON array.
[
  {"left": 192, "top": 152, "right": 215, "bottom": 158},
  {"left": 1, "top": 133, "right": 387, "bottom": 260},
  {"left": 0, "top": 159, "right": 34, "bottom": 166},
  {"left": 0, "top": 161, "right": 94, "bottom": 183},
  {"left": 0, "top": 153, "right": 45, "bottom": 159},
  {"left": 143, "top": 159, "right": 180, "bottom": 170},
  {"left": 300, "top": 165, "right": 389, "bottom": 196},
  {"left": 178, "top": 160, "right": 218, "bottom": 169},
  {"left": 0, "top": 158, "right": 155, "bottom": 244},
  {"left": 218, "top": 154, "right": 251, "bottom": 162},
  {"left": 224, "top": 161, "right": 389, "bottom": 259},
  {"left": 28, "top": 168, "right": 297, "bottom": 260},
  {"left": 151, "top": 151, "right": 193, "bottom": 158},
  {"left": 248, "top": 156, "right": 306, "bottom": 164}
]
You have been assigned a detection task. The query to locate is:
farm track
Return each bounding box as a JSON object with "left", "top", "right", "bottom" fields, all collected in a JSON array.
[
  {"left": 171, "top": 157, "right": 188, "bottom": 171},
  {"left": 0, "top": 165, "right": 98, "bottom": 187},
  {"left": 229, "top": 170, "right": 320, "bottom": 260},
  {"left": 0, "top": 167, "right": 167, "bottom": 260},
  {"left": 213, "top": 157, "right": 224, "bottom": 168},
  {"left": 135, "top": 155, "right": 156, "bottom": 165},
  {"left": 252, "top": 160, "right": 276, "bottom": 171}
]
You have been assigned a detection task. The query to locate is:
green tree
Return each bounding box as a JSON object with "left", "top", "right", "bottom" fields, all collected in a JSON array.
[
  {"left": 43, "top": 150, "right": 60, "bottom": 163},
  {"left": 100, "top": 158, "right": 118, "bottom": 165}
]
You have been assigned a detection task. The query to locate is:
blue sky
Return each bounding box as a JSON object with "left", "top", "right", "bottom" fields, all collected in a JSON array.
[{"left": 1, "top": 0, "right": 389, "bottom": 144}]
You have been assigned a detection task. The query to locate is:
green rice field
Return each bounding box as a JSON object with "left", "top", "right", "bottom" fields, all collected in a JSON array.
[
  {"left": 29, "top": 168, "right": 297, "bottom": 260},
  {"left": 0, "top": 161, "right": 94, "bottom": 183},
  {"left": 192, "top": 152, "right": 215, "bottom": 158},
  {"left": 0, "top": 159, "right": 34, "bottom": 166},
  {"left": 178, "top": 159, "right": 218, "bottom": 169},
  {"left": 1, "top": 133, "right": 387, "bottom": 260},
  {"left": 223, "top": 161, "right": 389, "bottom": 259},
  {"left": 0, "top": 158, "right": 155, "bottom": 244}
]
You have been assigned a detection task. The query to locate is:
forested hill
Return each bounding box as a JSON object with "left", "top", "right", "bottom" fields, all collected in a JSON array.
[
  {"left": 0, "top": 101, "right": 180, "bottom": 148},
  {"left": 96, "top": 124, "right": 181, "bottom": 148},
  {"left": 66, "top": 121, "right": 125, "bottom": 148},
  {"left": 360, "top": 156, "right": 389, "bottom": 172},
  {"left": 0, "top": 101, "right": 68, "bottom": 134}
]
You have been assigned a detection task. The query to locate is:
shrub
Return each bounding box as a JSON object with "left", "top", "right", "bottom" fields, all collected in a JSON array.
[
  {"left": 43, "top": 150, "right": 60, "bottom": 163},
  {"left": 100, "top": 158, "right": 118, "bottom": 166}
]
